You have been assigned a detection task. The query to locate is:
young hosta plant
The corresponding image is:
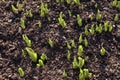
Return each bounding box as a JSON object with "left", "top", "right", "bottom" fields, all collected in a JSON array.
[
  {"left": 40, "top": 2, "right": 49, "bottom": 17},
  {"left": 48, "top": 38, "right": 54, "bottom": 48},
  {"left": 112, "top": 0, "right": 117, "bottom": 7},
  {"left": 67, "top": 50, "right": 71, "bottom": 60},
  {"left": 100, "top": 47, "right": 106, "bottom": 56},
  {"left": 84, "top": 37, "right": 88, "bottom": 47},
  {"left": 79, "top": 69, "right": 92, "bottom": 80},
  {"left": 96, "top": 23, "right": 102, "bottom": 34},
  {"left": 83, "top": 69, "right": 92, "bottom": 78},
  {"left": 63, "top": 70, "right": 67, "bottom": 78},
  {"left": 71, "top": 40, "right": 75, "bottom": 48},
  {"left": 11, "top": 5, "right": 18, "bottom": 13},
  {"left": 114, "top": 14, "right": 119, "bottom": 22},
  {"left": 73, "top": 56, "right": 78, "bottom": 69},
  {"left": 41, "top": 53, "right": 48, "bottom": 61},
  {"left": 89, "top": 24, "right": 95, "bottom": 35},
  {"left": 20, "top": 18, "right": 26, "bottom": 29},
  {"left": 18, "top": 67, "right": 24, "bottom": 77},
  {"left": 26, "top": 10, "right": 33, "bottom": 18},
  {"left": 58, "top": 12, "right": 66, "bottom": 28},
  {"left": 104, "top": 21, "right": 109, "bottom": 32},
  {"left": 109, "top": 22, "right": 113, "bottom": 32},
  {"left": 78, "top": 57, "right": 85, "bottom": 69},
  {"left": 78, "top": 45, "right": 83, "bottom": 56},
  {"left": 67, "top": 42, "right": 71, "bottom": 50},
  {"left": 77, "top": 14, "right": 82, "bottom": 27},
  {"left": 37, "top": 59, "right": 44, "bottom": 67},
  {"left": 84, "top": 26, "right": 89, "bottom": 36},
  {"left": 74, "top": 0, "right": 80, "bottom": 4},
  {"left": 22, "top": 34, "right": 31, "bottom": 47},
  {"left": 96, "top": 9, "right": 101, "bottom": 20},
  {"left": 17, "top": 2, "right": 22, "bottom": 12},
  {"left": 79, "top": 34, "right": 83, "bottom": 44},
  {"left": 25, "top": 47, "right": 38, "bottom": 62},
  {"left": 68, "top": 10, "right": 72, "bottom": 17}
]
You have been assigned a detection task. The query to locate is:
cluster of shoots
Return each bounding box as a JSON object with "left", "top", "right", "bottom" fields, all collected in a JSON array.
[
  {"left": 25, "top": 47, "right": 38, "bottom": 62},
  {"left": 11, "top": 2, "right": 22, "bottom": 14},
  {"left": 37, "top": 53, "right": 48, "bottom": 67},
  {"left": 26, "top": 10, "right": 33, "bottom": 18},
  {"left": 77, "top": 14, "right": 82, "bottom": 27},
  {"left": 22, "top": 34, "right": 31, "bottom": 47},
  {"left": 112, "top": 0, "right": 120, "bottom": 8},
  {"left": 79, "top": 69, "right": 92, "bottom": 80},
  {"left": 73, "top": 56, "right": 85, "bottom": 69},
  {"left": 18, "top": 67, "right": 24, "bottom": 77},
  {"left": 58, "top": 12, "right": 66, "bottom": 28},
  {"left": 40, "top": 2, "right": 49, "bottom": 17}
]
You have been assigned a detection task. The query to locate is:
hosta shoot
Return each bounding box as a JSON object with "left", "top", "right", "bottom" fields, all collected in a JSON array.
[
  {"left": 41, "top": 53, "right": 48, "bottom": 61},
  {"left": 58, "top": 12, "right": 66, "bottom": 28},
  {"left": 77, "top": 14, "right": 82, "bottom": 27},
  {"left": 48, "top": 38, "right": 54, "bottom": 48},
  {"left": 25, "top": 47, "right": 38, "bottom": 62},
  {"left": 100, "top": 47, "right": 106, "bottom": 56},
  {"left": 20, "top": 18, "right": 26, "bottom": 29},
  {"left": 96, "top": 9, "right": 101, "bottom": 20},
  {"left": 18, "top": 67, "right": 24, "bottom": 77},
  {"left": 63, "top": 70, "right": 67, "bottom": 78},
  {"left": 22, "top": 34, "right": 31, "bottom": 47},
  {"left": 67, "top": 50, "right": 71, "bottom": 60},
  {"left": 78, "top": 45, "right": 83, "bottom": 56},
  {"left": 79, "top": 34, "right": 83, "bottom": 44}
]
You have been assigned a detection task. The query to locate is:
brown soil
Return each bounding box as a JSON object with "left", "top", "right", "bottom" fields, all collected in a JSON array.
[{"left": 0, "top": 0, "right": 120, "bottom": 80}]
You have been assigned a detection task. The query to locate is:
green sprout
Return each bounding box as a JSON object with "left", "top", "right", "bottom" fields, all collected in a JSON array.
[
  {"left": 104, "top": 21, "right": 109, "bottom": 32},
  {"left": 63, "top": 70, "right": 67, "bottom": 78},
  {"left": 26, "top": 10, "right": 33, "bottom": 18},
  {"left": 74, "top": 0, "right": 80, "bottom": 4},
  {"left": 71, "top": 40, "right": 75, "bottom": 48},
  {"left": 114, "top": 14, "right": 119, "bottom": 22},
  {"left": 78, "top": 45, "right": 83, "bottom": 56},
  {"left": 73, "top": 56, "right": 78, "bottom": 69},
  {"left": 56, "top": 0, "right": 64, "bottom": 3},
  {"left": 95, "top": 3, "right": 98, "bottom": 9},
  {"left": 96, "top": 23, "right": 103, "bottom": 34},
  {"left": 66, "top": 0, "right": 71, "bottom": 4},
  {"left": 67, "top": 42, "right": 71, "bottom": 50},
  {"left": 25, "top": 47, "right": 38, "bottom": 62},
  {"left": 40, "top": 2, "right": 49, "bottom": 17},
  {"left": 89, "top": 15, "right": 93, "bottom": 21},
  {"left": 79, "top": 34, "right": 83, "bottom": 44},
  {"left": 89, "top": 24, "right": 95, "bottom": 35},
  {"left": 83, "top": 69, "right": 92, "bottom": 78},
  {"left": 84, "top": 26, "right": 89, "bottom": 36},
  {"left": 20, "top": 18, "right": 26, "bottom": 29},
  {"left": 108, "top": 22, "right": 113, "bottom": 32},
  {"left": 22, "top": 34, "right": 31, "bottom": 47},
  {"left": 48, "top": 38, "right": 54, "bottom": 48},
  {"left": 96, "top": 9, "right": 101, "bottom": 20},
  {"left": 77, "top": 14, "right": 82, "bottom": 27},
  {"left": 79, "top": 69, "right": 92, "bottom": 80},
  {"left": 58, "top": 12, "right": 66, "bottom": 28},
  {"left": 22, "top": 49, "right": 25, "bottom": 57},
  {"left": 117, "top": 1, "right": 120, "bottom": 8},
  {"left": 18, "top": 67, "right": 24, "bottom": 77},
  {"left": 84, "top": 37, "right": 88, "bottom": 47},
  {"left": 79, "top": 69, "right": 84, "bottom": 80},
  {"left": 100, "top": 47, "right": 106, "bottom": 56},
  {"left": 37, "top": 59, "right": 44, "bottom": 67},
  {"left": 38, "top": 21, "right": 42, "bottom": 28},
  {"left": 11, "top": 5, "right": 18, "bottom": 14},
  {"left": 41, "top": 53, "right": 47, "bottom": 61},
  {"left": 17, "top": 2, "right": 22, "bottom": 12},
  {"left": 68, "top": 10, "right": 72, "bottom": 17},
  {"left": 67, "top": 50, "right": 71, "bottom": 60},
  {"left": 112, "top": 0, "right": 117, "bottom": 7},
  {"left": 78, "top": 57, "right": 84, "bottom": 69}
]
